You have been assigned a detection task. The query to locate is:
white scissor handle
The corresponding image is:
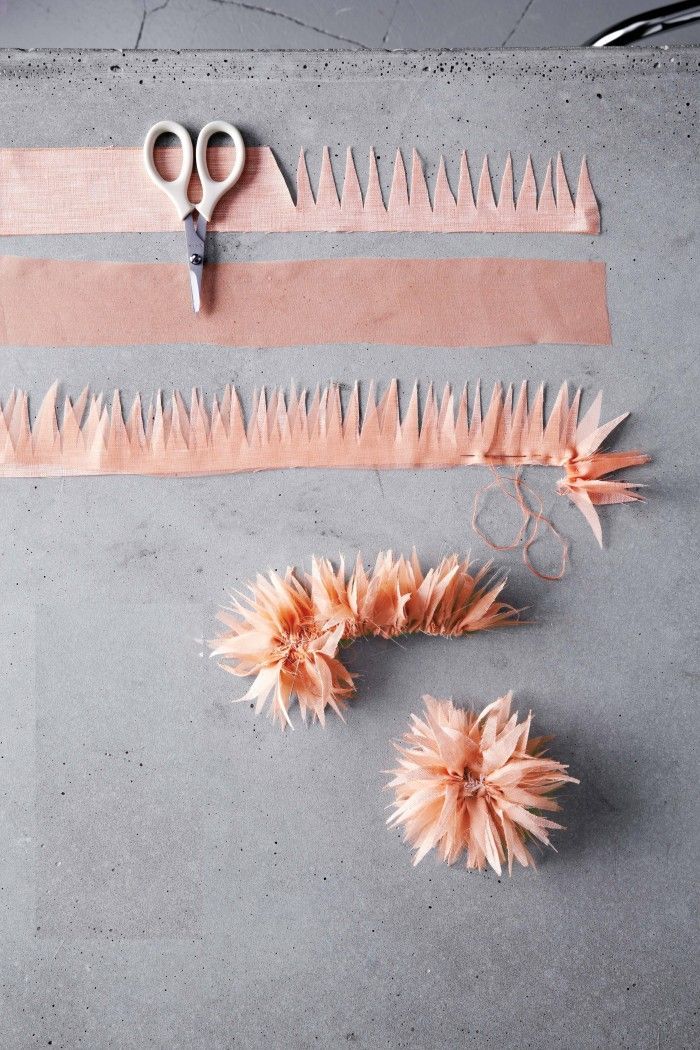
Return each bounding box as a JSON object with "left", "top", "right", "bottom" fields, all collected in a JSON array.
[
  {"left": 143, "top": 120, "right": 194, "bottom": 221},
  {"left": 195, "top": 121, "right": 246, "bottom": 222}
]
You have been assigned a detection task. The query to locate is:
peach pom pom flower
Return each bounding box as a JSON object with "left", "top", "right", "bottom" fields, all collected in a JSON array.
[
  {"left": 387, "top": 693, "right": 578, "bottom": 874},
  {"left": 210, "top": 570, "right": 355, "bottom": 728},
  {"left": 212, "top": 552, "right": 518, "bottom": 728}
]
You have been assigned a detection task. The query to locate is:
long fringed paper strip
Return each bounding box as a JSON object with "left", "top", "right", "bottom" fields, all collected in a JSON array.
[
  {"left": 388, "top": 693, "right": 578, "bottom": 875},
  {"left": 0, "top": 256, "right": 611, "bottom": 348},
  {"left": 0, "top": 381, "right": 648, "bottom": 545},
  {"left": 0, "top": 147, "right": 599, "bottom": 235},
  {"left": 211, "top": 552, "right": 519, "bottom": 727}
]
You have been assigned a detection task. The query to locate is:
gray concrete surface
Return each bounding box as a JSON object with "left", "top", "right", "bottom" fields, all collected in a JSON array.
[
  {"left": 2, "top": 0, "right": 700, "bottom": 49},
  {"left": 0, "top": 46, "right": 698, "bottom": 1050}
]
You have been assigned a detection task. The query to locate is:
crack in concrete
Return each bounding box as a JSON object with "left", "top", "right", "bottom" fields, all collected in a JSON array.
[
  {"left": 208, "top": 0, "right": 369, "bottom": 48},
  {"left": 381, "top": 0, "right": 401, "bottom": 47},
  {"left": 135, "top": 0, "right": 172, "bottom": 50},
  {"left": 502, "top": 0, "right": 536, "bottom": 46}
]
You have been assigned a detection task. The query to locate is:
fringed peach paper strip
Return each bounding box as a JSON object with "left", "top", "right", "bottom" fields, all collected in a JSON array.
[
  {"left": 0, "top": 381, "right": 648, "bottom": 545},
  {"left": 388, "top": 693, "right": 578, "bottom": 875},
  {"left": 0, "top": 256, "right": 611, "bottom": 348},
  {"left": 0, "top": 147, "right": 599, "bottom": 235},
  {"left": 211, "top": 552, "right": 518, "bottom": 727}
]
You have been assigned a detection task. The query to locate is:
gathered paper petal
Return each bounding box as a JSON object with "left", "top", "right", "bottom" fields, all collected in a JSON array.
[
  {"left": 211, "top": 553, "right": 519, "bottom": 728},
  {"left": 0, "top": 147, "right": 599, "bottom": 235},
  {"left": 388, "top": 693, "right": 578, "bottom": 874},
  {"left": 0, "top": 256, "right": 611, "bottom": 349},
  {"left": 0, "top": 380, "right": 648, "bottom": 545}
]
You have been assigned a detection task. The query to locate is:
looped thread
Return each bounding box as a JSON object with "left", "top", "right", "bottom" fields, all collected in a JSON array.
[{"left": 472, "top": 468, "right": 569, "bottom": 581}]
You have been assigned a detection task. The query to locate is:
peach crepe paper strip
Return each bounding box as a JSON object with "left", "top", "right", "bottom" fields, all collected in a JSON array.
[
  {"left": 0, "top": 147, "right": 599, "bottom": 235},
  {"left": 0, "top": 380, "right": 648, "bottom": 546},
  {"left": 388, "top": 693, "right": 578, "bottom": 875},
  {"left": 0, "top": 256, "right": 611, "bottom": 349}
]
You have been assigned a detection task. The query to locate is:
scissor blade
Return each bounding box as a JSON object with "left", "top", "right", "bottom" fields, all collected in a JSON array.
[
  {"left": 189, "top": 269, "right": 201, "bottom": 314},
  {"left": 183, "top": 213, "right": 206, "bottom": 314}
]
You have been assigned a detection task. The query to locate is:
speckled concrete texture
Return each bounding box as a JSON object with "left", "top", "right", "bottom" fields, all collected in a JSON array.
[{"left": 0, "top": 48, "right": 697, "bottom": 1050}]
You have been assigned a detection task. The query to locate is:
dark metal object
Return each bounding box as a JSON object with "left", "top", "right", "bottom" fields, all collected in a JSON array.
[{"left": 585, "top": 0, "right": 700, "bottom": 45}]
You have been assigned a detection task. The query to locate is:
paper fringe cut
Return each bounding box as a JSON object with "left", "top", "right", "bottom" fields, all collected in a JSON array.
[
  {"left": 0, "top": 146, "right": 599, "bottom": 235},
  {"left": 211, "top": 552, "right": 519, "bottom": 728},
  {"left": 388, "top": 693, "right": 578, "bottom": 875},
  {"left": 0, "top": 256, "right": 611, "bottom": 349},
  {"left": 0, "top": 381, "right": 648, "bottom": 547}
]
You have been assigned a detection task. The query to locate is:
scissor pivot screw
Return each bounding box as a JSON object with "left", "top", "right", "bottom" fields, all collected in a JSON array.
[{"left": 189, "top": 253, "right": 203, "bottom": 266}]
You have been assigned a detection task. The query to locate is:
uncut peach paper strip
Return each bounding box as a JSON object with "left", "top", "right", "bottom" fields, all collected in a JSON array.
[
  {"left": 0, "top": 256, "right": 611, "bottom": 348},
  {"left": 0, "top": 381, "right": 648, "bottom": 544},
  {"left": 0, "top": 147, "right": 600, "bottom": 235}
]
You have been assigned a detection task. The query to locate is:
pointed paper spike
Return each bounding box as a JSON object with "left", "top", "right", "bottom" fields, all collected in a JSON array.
[
  {"left": 516, "top": 155, "right": 538, "bottom": 216},
  {"left": 127, "top": 392, "right": 145, "bottom": 450},
  {"left": 256, "top": 388, "right": 268, "bottom": 443},
  {"left": 470, "top": 379, "right": 483, "bottom": 439},
  {"left": 409, "top": 149, "right": 432, "bottom": 214},
  {"left": 476, "top": 157, "right": 496, "bottom": 212},
  {"left": 307, "top": 385, "right": 322, "bottom": 437},
  {"left": 316, "top": 146, "right": 340, "bottom": 211},
  {"left": 275, "top": 388, "right": 291, "bottom": 445},
  {"left": 481, "top": 383, "right": 503, "bottom": 450},
  {"left": 317, "top": 386, "right": 329, "bottom": 437},
  {"left": 325, "top": 384, "right": 342, "bottom": 443},
  {"left": 537, "top": 160, "right": 556, "bottom": 217},
  {"left": 565, "top": 388, "right": 582, "bottom": 444},
  {"left": 388, "top": 148, "right": 409, "bottom": 205},
  {"left": 566, "top": 488, "right": 604, "bottom": 547},
  {"left": 437, "top": 383, "right": 452, "bottom": 431},
  {"left": 33, "top": 381, "right": 59, "bottom": 452},
  {"left": 439, "top": 387, "right": 456, "bottom": 445},
  {"left": 340, "top": 147, "right": 364, "bottom": 215},
  {"left": 72, "top": 387, "right": 89, "bottom": 429},
  {"left": 419, "top": 383, "right": 438, "bottom": 448},
  {"left": 107, "top": 388, "right": 131, "bottom": 458},
  {"left": 216, "top": 384, "right": 231, "bottom": 438},
  {"left": 229, "top": 386, "right": 247, "bottom": 448},
  {"left": 378, "top": 378, "right": 399, "bottom": 433},
  {"left": 578, "top": 413, "right": 630, "bottom": 457},
  {"left": 576, "top": 391, "right": 603, "bottom": 444},
  {"left": 433, "top": 156, "right": 457, "bottom": 227},
  {"left": 575, "top": 156, "right": 601, "bottom": 233},
  {"left": 364, "top": 148, "right": 386, "bottom": 218},
  {"left": 295, "top": 149, "right": 315, "bottom": 210},
  {"left": 497, "top": 154, "right": 515, "bottom": 214},
  {"left": 0, "top": 389, "right": 16, "bottom": 430},
  {"left": 555, "top": 153, "right": 575, "bottom": 216},
  {"left": 359, "top": 381, "right": 380, "bottom": 446},
  {"left": 455, "top": 385, "right": 469, "bottom": 446},
  {"left": 457, "top": 151, "right": 475, "bottom": 210},
  {"left": 509, "top": 382, "right": 529, "bottom": 455},
  {"left": 190, "top": 388, "right": 210, "bottom": 448},
  {"left": 402, "top": 383, "right": 420, "bottom": 446},
  {"left": 343, "top": 382, "right": 360, "bottom": 442},
  {"left": 527, "top": 385, "right": 545, "bottom": 450},
  {"left": 543, "top": 383, "right": 567, "bottom": 456},
  {"left": 171, "top": 390, "right": 190, "bottom": 447}
]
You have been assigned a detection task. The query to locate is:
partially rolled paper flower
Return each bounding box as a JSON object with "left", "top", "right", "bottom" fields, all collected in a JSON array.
[
  {"left": 211, "top": 552, "right": 518, "bottom": 728},
  {"left": 388, "top": 693, "right": 577, "bottom": 875}
]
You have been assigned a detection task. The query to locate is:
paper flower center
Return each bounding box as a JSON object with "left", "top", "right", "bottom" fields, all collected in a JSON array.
[{"left": 462, "top": 772, "right": 484, "bottom": 796}]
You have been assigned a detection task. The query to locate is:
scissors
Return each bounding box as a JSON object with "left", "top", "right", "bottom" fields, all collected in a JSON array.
[{"left": 143, "top": 120, "right": 246, "bottom": 313}]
